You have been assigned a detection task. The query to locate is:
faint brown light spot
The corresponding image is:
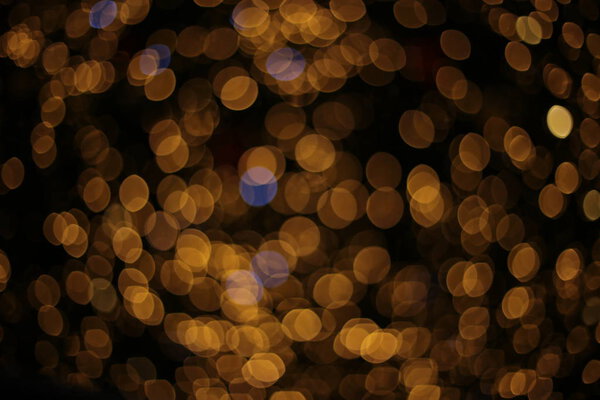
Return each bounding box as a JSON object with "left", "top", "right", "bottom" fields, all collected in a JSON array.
[
  {"left": 1, "top": 157, "right": 24, "bottom": 190},
  {"left": 279, "top": 216, "right": 320, "bottom": 257},
  {"left": 393, "top": 0, "right": 428, "bottom": 29},
  {"left": 502, "top": 286, "right": 533, "bottom": 319},
  {"left": 204, "top": 27, "right": 239, "bottom": 61},
  {"left": 582, "top": 359, "right": 600, "bottom": 384},
  {"left": 119, "top": 174, "right": 149, "bottom": 212},
  {"left": 583, "top": 190, "right": 600, "bottom": 221},
  {"left": 113, "top": 227, "right": 143, "bottom": 264},
  {"left": 554, "top": 161, "right": 580, "bottom": 194},
  {"left": 330, "top": 0, "right": 366, "bottom": 22},
  {"left": 505, "top": 41, "right": 531, "bottom": 71},
  {"left": 193, "top": 0, "right": 222, "bottom": 7},
  {"left": 366, "top": 187, "right": 404, "bottom": 229},
  {"left": 567, "top": 325, "right": 590, "bottom": 354},
  {"left": 160, "top": 260, "right": 194, "bottom": 295},
  {"left": 582, "top": 73, "right": 600, "bottom": 102},
  {"left": 353, "top": 246, "right": 391, "bottom": 284},
  {"left": 294, "top": 134, "right": 336, "bottom": 172},
  {"left": 146, "top": 211, "right": 179, "bottom": 251},
  {"left": 459, "top": 306, "right": 489, "bottom": 340},
  {"left": 38, "top": 304, "right": 64, "bottom": 336},
  {"left": 513, "top": 324, "right": 540, "bottom": 354},
  {"left": 543, "top": 64, "right": 572, "bottom": 99},
  {"left": 538, "top": 184, "right": 565, "bottom": 219},
  {"left": 66, "top": 271, "right": 93, "bottom": 305},
  {"left": 83, "top": 176, "right": 111, "bottom": 213},
  {"left": 408, "top": 385, "right": 441, "bottom": 400},
  {"left": 508, "top": 243, "right": 540, "bottom": 282},
  {"left": 369, "top": 38, "right": 406, "bottom": 72},
  {"left": 555, "top": 248, "right": 582, "bottom": 281},
  {"left": 562, "top": 22, "right": 584, "bottom": 49},
  {"left": 435, "top": 66, "right": 468, "bottom": 100},
  {"left": 0, "top": 250, "right": 10, "bottom": 292},
  {"left": 458, "top": 133, "right": 490, "bottom": 172},
  {"left": 41, "top": 96, "right": 66, "bottom": 127},
  {"left": 463, "top": 262, "right": 493, "bottom": 297},
  {"left": 313, "top": 273, "right": 353, "bottom": 309},
  {"left": 265, "top": 102, "right": 306, "bottom": 140},
  {"left": 366, "top": 152, "right": 402, "bottom": 189},
  {"left": 42, "top": 42, "right": 69, "bottom": 74},
  {"left": 144, "top": 379, "right": 175, "bottom": 400},
  {"left": 399, "top": 110, "right": 435, "bottom": 149},
  {"left": 440, "top": 30, "right": 471, "bottom": 61},
  {"left": 144, "top": 68, "right": 176, "bottom": 101}
]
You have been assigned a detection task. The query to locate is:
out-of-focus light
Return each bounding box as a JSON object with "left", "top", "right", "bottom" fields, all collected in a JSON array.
[
  {"left": 547, "top": 105, "right": 573, "bottom": 139},
  {"left": 140, "top": 44, "right": 171, "bottom": 76},
  {"left": 251, "top": 251, "right": 289, "bottom": 288},
  {"left": 89, "top": 0, "right": 117, "bottom": 29},
  {"left": 225, "top": 270, "right": 263, "bottom": 305},
  {"left": 266, "top": 48, "right": 305, "bottom": 81},
  {"left": 239, "top": 167, "right": 277, "bottom": 207}
]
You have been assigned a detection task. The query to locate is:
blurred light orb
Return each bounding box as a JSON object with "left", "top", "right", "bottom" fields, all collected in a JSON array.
[
  {"left": 225, "top": 270, "right": 263, "bottom": 305},
  {"left": 251, "top": 251, "right": 289, "bottom": 288},
  {"left": 140, "top": 44, "right": 171, "bottom": 76},
  {"left": 239, "top": 167, "right": 278, "bottom": 207},
  {"left": 266, "top": 48, "right": 305, "bottom": 81},
  {"left": 89, "top": 0, "right": 117, "bottom": 29},
  {"left": 230, "top": 0, "right": 269, "bottom": 31},
  {"left": 547, "top": 105, "right": 573, "bottom": 139}
]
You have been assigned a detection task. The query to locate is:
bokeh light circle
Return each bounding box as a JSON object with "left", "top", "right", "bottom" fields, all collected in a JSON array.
[
  {"left": 251, "top": 251, "right": 289, "bottom": 288},
  {"left": 89, "top": 1, "right": 117, "bottom": 29},
  {"left": 140, "top": 44, "right": 172, "bottom": 76},
  {"left": 225, "top": 270, "right": 263, "bottom": 305},
  {"left": 239, "top": 167, "right": 278, "bottom": 207},
  {"left": 266, "top": 48, "right": 305, "bottom": 81}
]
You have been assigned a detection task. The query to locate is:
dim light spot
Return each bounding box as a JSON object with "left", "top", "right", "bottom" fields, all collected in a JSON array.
[
  {"left": 119, "top": 174, "right": 149, "bottom": 212},
  {"left": 505, "top": 41, "right": 531, "bottom": 72},
  {"left": 140, "top": 44, "right": 171, "bottom": 76},
  {"left": 440, "top": 30, "right": 471, "bottom": 61},
  {"left": 267, "top": 48, "right": 305, "bottom": 81},
  {"left": 353, "top": 246, "right": 391, "bottom": 284},
  {"left": 251, "top": 250, "right": 289, "bottom": 288},
  {"left": 295, "top": 134, "right": 336, "bottom": 172},
  {"left": 583, "top": 190, "right": 600, "bottom": 221},
  {"left": 555, "top": 248, "right": 582, "bottom": 281},
  {"left": 398, "top": 110, "right": 435, "bottom": 149},
  {"left": 502, "top": 286, "right": 533, "bottom": 319},
  {"left": 89, "top": 1, "right": 117, "bottom": 29},
  {"left": 393, "top": 0, "right": 427, "bottom": 29},
  {"left": 1, "top": 157, "right": 25, "bottom": 190},
  {"left": 508, "top": 243, "right": 539, "bottom": 282}
]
